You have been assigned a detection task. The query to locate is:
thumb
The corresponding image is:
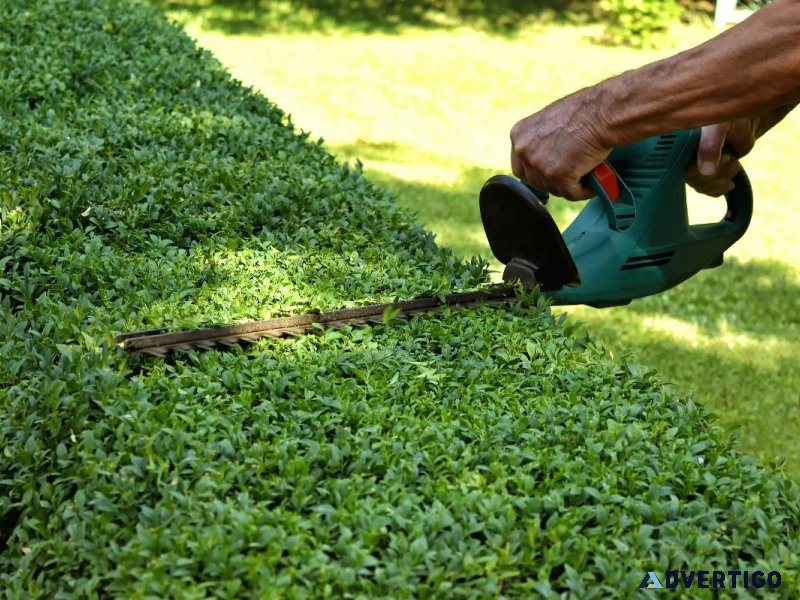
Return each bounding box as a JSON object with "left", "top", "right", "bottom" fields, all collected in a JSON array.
[{"left": 697, "top": 124, "right": 728, "bottom": 176}]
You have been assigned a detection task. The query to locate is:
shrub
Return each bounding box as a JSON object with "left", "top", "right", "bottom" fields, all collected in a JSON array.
[
  {"left": 600, "top": 0, "right": 684, "bottom": 47},
  {"left": 1, "top": 0, "right": 799, "bottom": 597}
]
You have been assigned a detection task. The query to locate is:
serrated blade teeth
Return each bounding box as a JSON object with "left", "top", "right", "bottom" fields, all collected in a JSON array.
[
  {"left": 117, "top": 286, "right": 518, "bottom": 356},
  {"left": 281, "top": 327, "right": 307, "bottom": 336}
]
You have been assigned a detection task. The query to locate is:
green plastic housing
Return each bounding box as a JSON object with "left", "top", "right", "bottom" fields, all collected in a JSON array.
[{"left": 548, "top": 129, "right": 753, "bottom": 307}]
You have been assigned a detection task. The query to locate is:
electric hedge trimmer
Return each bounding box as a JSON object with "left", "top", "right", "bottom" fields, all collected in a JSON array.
[{"left": 117, "top": 128, "right": 752, "bottom": 356}]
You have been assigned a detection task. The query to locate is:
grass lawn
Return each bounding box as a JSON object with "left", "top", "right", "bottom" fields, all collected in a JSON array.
[{"left": 159, "top": 8, "right": 800, "bottom": 480}]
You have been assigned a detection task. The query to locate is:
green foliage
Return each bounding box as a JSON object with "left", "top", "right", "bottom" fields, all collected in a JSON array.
[
  {"left": 600, "top": 0, "right": 683, "bottom": 47},
  {"left": 1, "top": 0, "right": 799, "bottom": 597}
]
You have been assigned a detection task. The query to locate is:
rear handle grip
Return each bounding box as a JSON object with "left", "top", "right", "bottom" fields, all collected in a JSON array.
[
  {"left": 689, "top": 167, "right": 753, "bottom": 242},
  {"left": 688, "top": 145, "right": 753, "bottom": 241}
]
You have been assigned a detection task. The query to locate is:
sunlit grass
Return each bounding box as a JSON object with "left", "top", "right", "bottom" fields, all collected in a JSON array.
[{"left": 168, "top": 15, "right": 800, "bottom": 479}]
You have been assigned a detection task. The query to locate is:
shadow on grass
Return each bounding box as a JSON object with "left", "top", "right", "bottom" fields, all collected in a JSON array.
[
  {"left": 614, "top": 257, "right": 800, "bottom": 339},
  {"left": 152, "top": 0, "right": 595, "bottom": 35}
]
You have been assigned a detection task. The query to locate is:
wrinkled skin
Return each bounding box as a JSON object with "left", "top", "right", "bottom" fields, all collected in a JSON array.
[
  {"left": 688, "top": 107, "right": 794, "bottom": 196},
  {"left": 510, "top": 91, "right": 612, "bottom": 201},
  {"left": 511, "top": 102, "right": 794, "bottom": 201},
  {"left": 509, "top": 0, "right": 800, "bottom": 201}
]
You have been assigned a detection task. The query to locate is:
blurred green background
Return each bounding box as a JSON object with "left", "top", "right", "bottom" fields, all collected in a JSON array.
[{"left": 153, "top": 0, "right": 799, "bottom": 479}]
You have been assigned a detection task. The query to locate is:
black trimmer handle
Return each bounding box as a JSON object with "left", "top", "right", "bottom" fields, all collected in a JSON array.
[{"left": 689, "top": 154, "right": 753, "bottom": 243}]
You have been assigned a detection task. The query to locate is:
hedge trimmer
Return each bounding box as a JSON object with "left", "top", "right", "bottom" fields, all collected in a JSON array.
[{"left": 117, "top": 128, "right": 752, "bottom": 356}]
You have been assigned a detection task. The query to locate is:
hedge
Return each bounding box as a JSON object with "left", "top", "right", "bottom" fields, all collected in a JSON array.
[{"left": 1, "top": 0, "right": 799, "bottom": 597}]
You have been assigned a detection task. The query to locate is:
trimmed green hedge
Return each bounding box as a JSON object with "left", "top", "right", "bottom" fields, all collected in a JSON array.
[{"left": 1, "top": 0, "right": 798, "bottom": 596}]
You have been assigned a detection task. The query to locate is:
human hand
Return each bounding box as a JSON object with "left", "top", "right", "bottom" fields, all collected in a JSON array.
[
  {"left": 510, "top": 91, "right": 612, "bottom": 201},
  {"left": 685, "top": 120, "right": 754, "bottom": 197},
  {"left": 687, "top": 104, "right": 795, "bottom": 196}
]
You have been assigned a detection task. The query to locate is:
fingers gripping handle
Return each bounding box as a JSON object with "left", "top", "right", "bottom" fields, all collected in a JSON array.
[
  {"left": 520, "top": 163, "right": 618, "bottom": 206},
  {"left": 520, "top": 162, "right": 620, "bottom": 209},
  {"left": 688, "top": 144, "right": 753, "bottom": 242}
]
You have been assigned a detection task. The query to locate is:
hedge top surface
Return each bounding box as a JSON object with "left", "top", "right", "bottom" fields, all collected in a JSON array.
[{"left": 1, "top": 0, "right": 799, "bottom": 597}]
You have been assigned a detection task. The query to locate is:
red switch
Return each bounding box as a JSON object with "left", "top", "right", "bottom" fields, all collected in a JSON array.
[{"left": 593, "top": 162, "right": 620, "bottom": 202}]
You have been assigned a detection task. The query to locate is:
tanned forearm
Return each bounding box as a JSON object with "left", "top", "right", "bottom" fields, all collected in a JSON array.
[
  {"left": 594, "top": 0, "right": 800, "bottom": 147},
  {"left": 510, "top": 0, "right": 800, "bottom": 199}
]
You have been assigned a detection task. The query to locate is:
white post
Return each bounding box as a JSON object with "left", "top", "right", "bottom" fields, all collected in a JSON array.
[{"left": 714, "top": 0, "right": 749, "bottom": 28}]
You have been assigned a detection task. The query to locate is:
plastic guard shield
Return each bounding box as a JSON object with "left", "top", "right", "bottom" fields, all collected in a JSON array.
[{"left": 479, "top": 175, "right": 580, "bottom": 290}]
